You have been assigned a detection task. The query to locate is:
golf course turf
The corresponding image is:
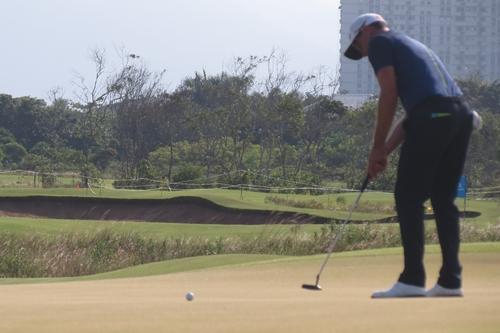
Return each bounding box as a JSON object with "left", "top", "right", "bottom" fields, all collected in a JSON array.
[
  {"left": 0, "top": 188, "right": 497, "bottom": 332},
  {"left": 0, "top": 243, "right": 499, "bottom": 333}
]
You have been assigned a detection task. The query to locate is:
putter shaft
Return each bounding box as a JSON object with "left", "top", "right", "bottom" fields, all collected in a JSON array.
[{"left": 302, "top": 176, "right": 369, "bottom": 290}]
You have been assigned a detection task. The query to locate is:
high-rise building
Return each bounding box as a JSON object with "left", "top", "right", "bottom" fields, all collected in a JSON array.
[{"left": 339, "top": 0, "right": 500, "bottom": 95}]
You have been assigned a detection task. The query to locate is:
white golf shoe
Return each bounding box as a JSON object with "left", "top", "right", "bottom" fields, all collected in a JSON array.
[
  {"left": 371, "top": 282, "right": 426, "bottom": 299},
  {"left": 426, "top": 284, "right": 463, "bottom": 297}
]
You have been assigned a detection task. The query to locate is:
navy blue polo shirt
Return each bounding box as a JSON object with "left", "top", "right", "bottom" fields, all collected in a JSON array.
[{"left": 368, "top": 31, "right": 462, "bottom": 112}]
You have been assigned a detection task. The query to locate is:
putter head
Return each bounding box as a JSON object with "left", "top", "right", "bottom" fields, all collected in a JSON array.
[{"left": 302, "top": 283, "right": 322, "bottom": 291}]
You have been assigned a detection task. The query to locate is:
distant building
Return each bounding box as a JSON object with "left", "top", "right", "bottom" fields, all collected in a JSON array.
[{"left": 339, "top": 0, "right": 500, "bottom": 95}]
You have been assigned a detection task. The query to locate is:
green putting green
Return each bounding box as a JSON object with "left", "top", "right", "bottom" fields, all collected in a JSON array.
[{"left": 0, "top": 243, "right": 498, "bottom": 333}]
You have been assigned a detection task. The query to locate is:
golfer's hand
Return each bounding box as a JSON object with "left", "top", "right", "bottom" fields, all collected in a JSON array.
[{"left": 368, "top": 146, "right": 387, "bottom": 179}]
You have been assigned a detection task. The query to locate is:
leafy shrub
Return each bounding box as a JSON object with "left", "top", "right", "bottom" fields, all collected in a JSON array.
[
  {"left": 172, "top": 164, "right": 204, "bottom": 183},
  {"left": 112, "top": 178, "right": 159, "bottom": 190},
  {"left": 264, "top": 195, "right": 324, "bottom": 209}
]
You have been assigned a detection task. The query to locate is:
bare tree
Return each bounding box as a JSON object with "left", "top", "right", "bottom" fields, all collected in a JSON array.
[
  {"left": 72, "top": 48, "right": 166, "bottom": 180},
  {"left": 304, "top": 65, "right": 341, "bottom": 97},
  {"left": 262, "top": 49, "right": 291, "bottom": 94},
  {"left": 111, "top": 53, "right": 166, "bottom": 178},
  {"left": 72, "top": 49, "right": 121, "bottom": 154},
  {"left": 46, "top": 86, "right": 65, "bottom": 104}
]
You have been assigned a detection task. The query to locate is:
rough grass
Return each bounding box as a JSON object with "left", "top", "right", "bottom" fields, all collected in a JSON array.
[
  {"left": 0, "top": 188, "right": 497, "bottom": 278},
  {"left": 1, "top": 221, "right": 499, "bottom": 279},
  {"left": 264, "top": 195, "right": 325, "bottom": 209},
  {"left": 263, "top": 195, "right": 395, "bottom": 214},
  {"left": 2, "top": 242, "right": 499, "bottom": 285}
]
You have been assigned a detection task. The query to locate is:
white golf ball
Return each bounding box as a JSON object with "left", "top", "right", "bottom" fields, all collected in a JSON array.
[{"left": 185, "top": 292, "right": 195, "bottom": 301}]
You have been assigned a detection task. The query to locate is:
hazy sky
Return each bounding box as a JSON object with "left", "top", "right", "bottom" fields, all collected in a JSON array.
[{"left": 0, "top": 0, "right": 341, "bottom": 100}]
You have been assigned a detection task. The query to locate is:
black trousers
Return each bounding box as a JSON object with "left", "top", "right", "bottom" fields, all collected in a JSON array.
[{"left": 395, "top": 96, "right": 472, "bottom": 289}]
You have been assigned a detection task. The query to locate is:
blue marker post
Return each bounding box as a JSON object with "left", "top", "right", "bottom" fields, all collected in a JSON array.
[{"left": 456, "top": 175, "right": 467, "bottom": 222}]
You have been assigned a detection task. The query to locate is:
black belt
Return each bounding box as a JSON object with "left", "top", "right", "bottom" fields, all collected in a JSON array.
[{"left": 411, "top": 95, "right": 466, "bottom": 114}]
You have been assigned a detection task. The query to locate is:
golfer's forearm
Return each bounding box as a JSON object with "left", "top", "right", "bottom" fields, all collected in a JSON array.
[
  {"left": 385, "top": 119, "right": 405, "bottom": 155},
  {"left": 373, "top": 91, "right": 398, "bottom": 149}
]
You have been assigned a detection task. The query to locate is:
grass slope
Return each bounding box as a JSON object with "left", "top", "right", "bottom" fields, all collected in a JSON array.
[
  {"left": 1, "top": 242, "right": 498, "bottom": 285},
  {"left": 0, "top": 216, "right": 323, "bottom": 239}
]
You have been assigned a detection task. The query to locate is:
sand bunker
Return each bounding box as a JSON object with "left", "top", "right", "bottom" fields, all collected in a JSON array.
[
  {"left": 0, "top": 196, "right": 331, "bottom": 225},
  {"left": 0, "top": 196, "right": 479, "bottom": 225}
]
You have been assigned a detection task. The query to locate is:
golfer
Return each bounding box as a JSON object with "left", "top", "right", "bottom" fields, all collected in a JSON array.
[{"left": 343, "top": 13, "right": 475, "bottom": 298}]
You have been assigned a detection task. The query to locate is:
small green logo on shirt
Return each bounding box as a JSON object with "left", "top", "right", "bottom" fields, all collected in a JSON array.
[{"left": 431, "top": 113, "right": 451, "bottom": 119}]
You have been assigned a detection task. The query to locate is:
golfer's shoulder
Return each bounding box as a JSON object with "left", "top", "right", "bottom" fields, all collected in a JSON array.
[{"left": 369, "top": 31, "right": 404, "bottom": 49}]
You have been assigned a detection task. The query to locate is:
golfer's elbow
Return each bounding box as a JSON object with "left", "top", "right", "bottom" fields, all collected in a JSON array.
[{"left": 379, "top": 87, "right": 398, "bottom": 106}]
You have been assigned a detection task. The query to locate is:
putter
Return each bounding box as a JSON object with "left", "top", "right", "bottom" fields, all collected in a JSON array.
[{"left": 302, "top": 175, "right": 370, "bottom": 291}]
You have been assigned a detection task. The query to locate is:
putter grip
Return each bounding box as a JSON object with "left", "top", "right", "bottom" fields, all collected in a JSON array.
[{"left": 361, "top": 175, "right": 370, "bottom": 192}]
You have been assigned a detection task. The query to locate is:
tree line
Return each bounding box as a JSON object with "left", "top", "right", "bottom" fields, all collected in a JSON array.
[{"left": 0, "top": 50, "right": 498, "bottom": 191}]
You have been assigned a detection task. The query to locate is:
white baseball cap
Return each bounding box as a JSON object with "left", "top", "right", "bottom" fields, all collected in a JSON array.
[{"left": 344, "top": 13, "right": 387, "bottom": 60}]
